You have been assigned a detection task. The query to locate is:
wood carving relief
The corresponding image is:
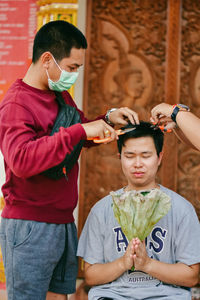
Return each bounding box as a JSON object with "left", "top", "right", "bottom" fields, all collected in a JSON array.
[
  {"left": 77, "top": 0, "right": 200, "bottom": 291},
  {"left": 79, "top": 0, "right": 200, "bottom": 224},
  {"left": 79, "top": 0, "right": 168, "bottom": 232},
  {"left": 98, "top": 19, "right": 153, "bottom": 120},
  {"left": 178, "top": 0, "right": 200, "bottom": 218}
]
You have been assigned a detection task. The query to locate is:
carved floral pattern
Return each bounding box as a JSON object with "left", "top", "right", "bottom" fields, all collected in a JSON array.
[
  {"left": 179, "top": 1, "right": 200, "bottom": 219},
  {"left": 78, "top": 0, "right": 200, "bottom": 288},
  {"left": 79, "top": 0, "right": 168, "bottom": 227}
]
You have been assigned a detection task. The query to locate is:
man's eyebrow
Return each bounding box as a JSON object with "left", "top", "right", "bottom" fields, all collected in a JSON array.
[
  {"left": 124, "top": 151, "right": 134, "bottom": 154},
  {"left": 124, "top": 150, "right": 152, "bottom": 154}
]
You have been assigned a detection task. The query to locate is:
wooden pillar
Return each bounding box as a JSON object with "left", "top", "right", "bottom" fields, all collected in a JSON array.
[{"left": 161, "top": 0, "right": 182, "bottom": 190}]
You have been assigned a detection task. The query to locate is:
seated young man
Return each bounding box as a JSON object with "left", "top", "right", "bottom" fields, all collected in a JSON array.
[{"left": 77, "top": 121, "right": 200, "bottom": 300}]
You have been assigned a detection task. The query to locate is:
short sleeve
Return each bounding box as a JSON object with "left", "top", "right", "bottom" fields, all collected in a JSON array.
[
  {"left": 77, "top": 209, "right": 105, "bottom": 264},
  {"left": 175, "top": 204, "right": 200, "bottom": 265}
]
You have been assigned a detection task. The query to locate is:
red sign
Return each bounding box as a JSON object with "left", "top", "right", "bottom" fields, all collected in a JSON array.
[{"left": 0, "top": 0, "right": 37, "bottom": 101}]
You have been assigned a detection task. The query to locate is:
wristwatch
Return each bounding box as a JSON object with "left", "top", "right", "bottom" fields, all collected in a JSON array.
[
  {"left": 171, "top": 104, "right": 190, "bottom": 123},
  {"left": 105, "top": 108, "right": 118, "bottom": 126}
]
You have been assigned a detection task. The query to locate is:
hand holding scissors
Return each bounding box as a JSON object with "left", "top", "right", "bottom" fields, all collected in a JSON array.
[
  {"left": 87, "top": 124, "right": 172, "bottom": 144},
  {"left": 88, "top": 128, "right": 135, "bottom": 143}
]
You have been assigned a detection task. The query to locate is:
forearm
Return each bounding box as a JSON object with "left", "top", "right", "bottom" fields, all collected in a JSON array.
[
  {"left": 151, "top": 103, "right": 200, "bottom": 150},
  {"left": 173, "top": 127, "right": 198, "bottom": 150},
  {"left": 175, "top": 111, "right": 200, "bottom": 150},
  {"left": 84, "top": 258, "right": 126, "bottom": 286},
  {"left": 1, "top": 124, "right": 85, "bottom": 177},
  {"left": 144, "top": 259, "right": 199, "bottom": 287}
]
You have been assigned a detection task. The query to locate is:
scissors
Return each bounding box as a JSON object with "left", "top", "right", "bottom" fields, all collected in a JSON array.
[
  {"left": 88, "top": 124, "right": 172, "bottom": 144},
  {"left": 87, "top": 127, "right": 136, "bottom": 143},
  {"left": 151, "top": 123, "right": 172, "bottom": 133}
]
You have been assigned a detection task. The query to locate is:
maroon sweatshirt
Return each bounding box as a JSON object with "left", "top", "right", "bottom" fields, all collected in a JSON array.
[{"left": 0, "top": 79, "right": 103, "bottom": 223}]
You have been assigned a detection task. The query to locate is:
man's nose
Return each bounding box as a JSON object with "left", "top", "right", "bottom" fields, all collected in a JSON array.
[{"left": 134, "top": 156, "right": 143, "bottom": 167}]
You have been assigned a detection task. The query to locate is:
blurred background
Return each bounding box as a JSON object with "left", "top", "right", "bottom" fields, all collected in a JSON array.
[{"left": 0, "top": 0, "right": 200, "bottom": 299}]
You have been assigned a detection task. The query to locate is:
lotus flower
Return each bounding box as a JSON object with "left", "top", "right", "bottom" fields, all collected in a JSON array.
[{"left": 111, "top": 189, "right": 171, "bottom": 242}]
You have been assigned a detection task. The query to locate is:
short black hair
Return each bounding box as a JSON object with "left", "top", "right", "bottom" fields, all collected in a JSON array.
[
  {"left": 32, "top": 20, "right": 87, "bottom": 63},
  {"left": 117, "top": 121, "right": 164, "bottom": 157}
]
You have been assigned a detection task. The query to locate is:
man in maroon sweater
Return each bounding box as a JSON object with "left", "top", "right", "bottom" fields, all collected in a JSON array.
[{"left": 0, "top": 21, "right": 139, "bottom": 300}]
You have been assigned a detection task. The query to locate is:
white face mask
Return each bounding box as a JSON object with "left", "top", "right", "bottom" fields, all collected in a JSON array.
[{"left": 46, "top": 55, "right": 79, "bottom": 92}]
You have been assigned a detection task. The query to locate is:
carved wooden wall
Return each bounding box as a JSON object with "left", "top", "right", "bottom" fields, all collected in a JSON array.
[
  {"left": 78, "top": 0, "right": 200, "bottom": 260},
  {"left": 177, "top": 0, "right": 200, "bottom": 217}
]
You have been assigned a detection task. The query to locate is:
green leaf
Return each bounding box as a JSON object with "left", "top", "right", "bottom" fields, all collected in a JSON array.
[{"left": 111, "top": 189, "right": 171, "bottom": 242}]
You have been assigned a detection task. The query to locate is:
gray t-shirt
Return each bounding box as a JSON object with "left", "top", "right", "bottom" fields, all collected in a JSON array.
[{"left": 77, "top": 185, "right": 200, "bottom": 300}]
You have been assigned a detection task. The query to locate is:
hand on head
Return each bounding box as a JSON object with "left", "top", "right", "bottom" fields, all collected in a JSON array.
[
  {"left": 82, "top": 107, "right": 139, "bottom": 144},
  {"left": 150, "top": 103, "right": 176, "bottom": 131},
  {"left": 108, "top": 107, "right": 139, "bottom": 126}
]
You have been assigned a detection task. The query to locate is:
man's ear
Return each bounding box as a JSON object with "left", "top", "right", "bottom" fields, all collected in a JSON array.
[
  {"left": 158, "top": 151, "right": 163, "bottom": 166},
  {"left": 41, "top": 52, "right": 52, "bottom": 69},
  {"left": 117, "top": 153, "right": 121, "bottom": 159}
]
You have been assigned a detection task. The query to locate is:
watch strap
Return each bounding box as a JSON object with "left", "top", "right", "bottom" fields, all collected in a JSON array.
[
  {"left": 171, "top": 104, "right": 190, "bottom": 123},
  {"left": 171, "top": 106, "right": 180, "bottom": 123},
  {"left": 105, "top": 108, "right": 117, "bottom": 125}
]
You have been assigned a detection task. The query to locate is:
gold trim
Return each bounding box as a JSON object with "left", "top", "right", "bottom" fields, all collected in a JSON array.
[
  {"left": 0, "top": 196, "right": 4, "bottom": 210},
  {"left": 37, "top": 4, "right": 78, "bottom": 11},
  {"left": 37, "top": 0, "right": 78, "bottom": 5}
]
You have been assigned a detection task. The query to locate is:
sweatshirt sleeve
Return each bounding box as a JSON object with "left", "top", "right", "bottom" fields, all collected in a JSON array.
[{"left": 0, "top": 103, "right": 87, "bottom": 178}]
